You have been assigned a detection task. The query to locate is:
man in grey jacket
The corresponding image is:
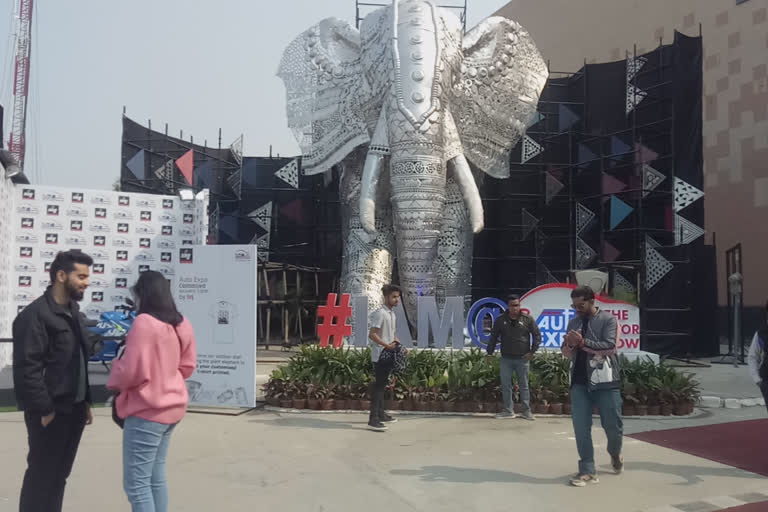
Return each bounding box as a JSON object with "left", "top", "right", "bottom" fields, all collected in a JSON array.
[
  {"left": 561, "top": 286, "right": 623, "bottom": 487},
  {"left": 488, "top": 294, "right": 541, "bottom": 420}
]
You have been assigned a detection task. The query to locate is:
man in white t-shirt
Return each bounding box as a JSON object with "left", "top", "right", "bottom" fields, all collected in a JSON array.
[{"left": 368, "top": 284, "right": 402, "bottom": 432}]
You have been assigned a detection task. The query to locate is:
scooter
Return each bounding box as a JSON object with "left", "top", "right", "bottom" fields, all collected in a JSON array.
[{"left": 87, "top": 299, "right": 136, "bottom": 371}]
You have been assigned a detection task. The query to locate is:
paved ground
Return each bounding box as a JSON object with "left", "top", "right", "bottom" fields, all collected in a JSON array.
[{"left": 0, "top": 407, "right": 766, "bottom": 512}]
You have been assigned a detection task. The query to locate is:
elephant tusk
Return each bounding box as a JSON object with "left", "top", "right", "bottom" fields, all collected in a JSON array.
[
  {"left": 360, "top": 152, "right": 384, "bottom": 234},
  {"left": 450, "top": 154, "right": 485, "bottom": 234}
]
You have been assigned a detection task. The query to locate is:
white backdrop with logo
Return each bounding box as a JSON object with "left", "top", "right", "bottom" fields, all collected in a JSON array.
[
  {"left": 174, "top": 245, "right": 258, "bottom": 409},
  {"left": 9, "top": 185, "right": 208, "bottom": 323},
  {"left": 0, "top": 174, "right": 15, "bottom": 367}
]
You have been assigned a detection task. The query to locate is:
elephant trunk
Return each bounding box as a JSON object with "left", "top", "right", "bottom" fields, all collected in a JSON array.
[{"left": 389, "top": 155, "right": 446, "bottom": 328}]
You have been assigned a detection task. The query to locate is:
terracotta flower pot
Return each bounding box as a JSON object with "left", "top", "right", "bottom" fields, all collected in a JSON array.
[
  {"left": 483, "top": 402, "right": 496, "bottom": 414},
  {"left": 673, "top": 403, "right": 690, "bottom": 416},
  {"left": 563, "top": 403, "right": 572, "bottom": 415},
  {"left": 647, "top": 405, "right": 661, "bottom": 416},
  {"left": 635, "top": 404, "right": 648, "bottom": 416},
  {"left": 383, "top": 399, "right": 396, "bottom": 410},
  {"left": 414, "top": 401, "right": 429, "bottom": 411},
  {"left": 429, "top": 401, "right": 441, "bottom": 412},
  {"left": 293, "top": 399, "right": 307, "bottom": 410},
  {"left": 549, "top": 403, "right": 564, "bottom": 415},
  {"left": 660, "top": 405, "right": 673, "bottom": 416},
  {"left": 622, "top": 404, "right": 636, "bottom": 416},
  {"left": 348, "top": 399, "right": 361, "bottom": 410},
  {"left": 534, "top": 403, "right": 549, "bottom": 415},
  {"left": 321, "top": 399, "right": 335, "bottom": 410},
  {"left": 266, "top": 397, "right": 279, "bottom": 407},
  {"left": 279, "top": 399, "right": 292, "bottom": 409},
  {"left": 687, "top": 402, "right": 695, "bottom": 414},
  {"left": 513, "top": 403, "right": 522, "bottom": 414},
  {"left": 334, "top": 399, "right": 348, "bottom": 410},
  {"left": 440, "top": 401, "right": 455, "bottom": 413},
  {"left": 359, "top": 400, "right": 371, "bottom": 410},
  {"left": 307, "top": 399, "right": 321, "bottom": 410},
  {"left": 496, "top": 402, "right": 504, "bottom": 413}
]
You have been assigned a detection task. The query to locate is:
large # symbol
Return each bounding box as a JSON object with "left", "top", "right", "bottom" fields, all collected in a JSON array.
[
  {"left": 317, "top": 293, "right": 352, "bottom": 348},
  {"left": 466, "top": 297, "right": 507, "bottom": 349}
]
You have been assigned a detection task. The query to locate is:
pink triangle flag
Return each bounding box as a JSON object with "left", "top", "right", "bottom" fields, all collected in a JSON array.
[
  {"left": 602, "top": 173, "right": 627, "bottom": 203},
  {"left": 176, "top": 149, "right": 194, "bottom": 185},
  {"left": 603, "top": 241, "right": 621, "bottom": 262}
]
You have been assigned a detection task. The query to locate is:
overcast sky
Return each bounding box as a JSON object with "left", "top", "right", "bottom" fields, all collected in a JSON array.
[{"left": 0, "top": 0, "right": 509, "bottom": 189}]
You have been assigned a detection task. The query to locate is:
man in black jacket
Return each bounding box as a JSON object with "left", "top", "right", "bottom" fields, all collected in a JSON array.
[
  {"left": 13, "top": 250, "right": 94, "bottom": 512},
  {"left": 488, "top": 294, "right": 542, "bottom": 420}
]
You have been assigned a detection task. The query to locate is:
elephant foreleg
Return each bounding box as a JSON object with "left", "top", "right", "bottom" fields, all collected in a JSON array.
[
  {"left": 339, "top": 149, "right": 395, "bottom": 337},
  {"left": 435, "top": 173, "right": 474, "bottom": 320}
]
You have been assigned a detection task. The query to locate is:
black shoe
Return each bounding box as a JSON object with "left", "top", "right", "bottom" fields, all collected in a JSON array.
[
  {"left": 368, "top": 421, "right": 388, "bottom": 432},
  {"left": 381, "top": 414, "right": 398, "bottom": 423},
  {"left": 611, "top": 455, "right": 624, "bottom": 474}
]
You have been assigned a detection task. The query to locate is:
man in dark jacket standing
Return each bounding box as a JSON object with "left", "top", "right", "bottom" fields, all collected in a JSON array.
[
  {"left": 13, "top": 250, "right": 94, "bottom": 512},
  {"left": 487, "top": 294, "right": 541, "bottom": 420}
]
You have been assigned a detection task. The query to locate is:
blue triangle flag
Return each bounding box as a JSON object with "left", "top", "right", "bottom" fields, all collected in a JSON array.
[
  {"left": 126, "top": 150, "right": 145, "bottom": 180},
  {"left": 609, "top": 195, "right": 633, "bottom": 230},
  {"left": 578, "top": 144, "right": 597, "bottom": 167},
  {"left": 611, "top": 136, "right": 632, "bottom": 156},
  {"left": 559, "top": 104, "right": 580, "bottom": 132}
]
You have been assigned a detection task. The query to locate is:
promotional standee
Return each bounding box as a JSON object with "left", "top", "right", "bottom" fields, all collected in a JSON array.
[{"left": 174, "top": 245, "right": 258, "bottom": 409}]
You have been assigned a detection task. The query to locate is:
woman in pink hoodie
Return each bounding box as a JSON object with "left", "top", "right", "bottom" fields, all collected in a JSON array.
[{"left": 107, "top": 271, "right": 196, "bottom": 512}]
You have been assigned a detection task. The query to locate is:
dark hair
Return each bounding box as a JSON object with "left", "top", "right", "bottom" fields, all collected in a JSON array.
[
  {"left": 570, "top": 286, "right": 595, "bottom": 301},
  {"left": 50, "top": 250, "right": 93, "bottom": 283},
  {"left": 506, "top": 294, "right": 521, "bottom": 303},
  {"left": 132, "top": 270, "right": 183, "bottom": 327},
  {"left": 382, "top": 284, "right": 401, "bottom": 297}
]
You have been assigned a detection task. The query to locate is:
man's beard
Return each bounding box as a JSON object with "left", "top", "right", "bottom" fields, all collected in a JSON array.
[{"left": 66, "top": 282, "right": 84, "bottom": 302}]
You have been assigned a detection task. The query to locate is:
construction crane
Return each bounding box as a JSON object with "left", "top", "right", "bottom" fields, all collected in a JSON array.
[{"left": 7, "top": 0, "right": 33, "bottom": 173}]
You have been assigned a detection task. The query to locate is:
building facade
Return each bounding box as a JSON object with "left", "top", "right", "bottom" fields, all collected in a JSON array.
[{"left": 496, "top": 0, "right": 768, "bottom": 309}]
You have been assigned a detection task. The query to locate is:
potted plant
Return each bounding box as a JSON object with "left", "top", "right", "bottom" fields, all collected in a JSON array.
[
  {"left": 334, "top": 384, "right": 349, "bottom": 410},
  {"left": 306, "top": 383, "right": 322, "bottom": 410},
  {"left": 534, "top": 387, "right": 551, "bottom": 415},
  {"left": 290, "top": 381, "right": 307, "bottom": 410},
  {"left": 622, "top": 384, "right": 639, "bottom": 416},
  {"left": 548, "top": 385, "right": 564, "bottom": 415},
  {"left": 358, "top": 384, "right": 371, "bottom": 411},
  {"left": 439, "top": 391, "right": 455, "bottom": 413}
]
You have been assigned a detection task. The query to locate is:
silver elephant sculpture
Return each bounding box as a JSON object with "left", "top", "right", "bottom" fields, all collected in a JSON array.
[{"left": 278, "top": 0, "right": 548, "bottom": 332}]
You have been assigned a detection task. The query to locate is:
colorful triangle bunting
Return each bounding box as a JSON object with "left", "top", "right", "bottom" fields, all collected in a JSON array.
[
  {"left": 609, "top": 195, "right": 633, "bottom": 230},
  {"left": 545, "top": 172, "right": 565, "bottom": 204},
  {"left": 674, "top": 214, "right": 705, "bottom": 245},
  {"left": 176, "top": 149, "right": 194, "bottom": 185}
]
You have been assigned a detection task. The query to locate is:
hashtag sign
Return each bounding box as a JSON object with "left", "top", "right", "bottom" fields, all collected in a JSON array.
[{"left": 316, "top": 293, "right": 352, "bottom": 348}]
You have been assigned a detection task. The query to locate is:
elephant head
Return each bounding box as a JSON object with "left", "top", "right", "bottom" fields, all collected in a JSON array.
[{"left": 278, "top": 1, "right": 547, "bottom": 324}]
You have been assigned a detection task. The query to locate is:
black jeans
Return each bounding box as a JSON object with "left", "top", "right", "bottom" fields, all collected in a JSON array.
[
  {"left": 20, "top": 402, "right": 87, "bottom": 512},
  {"left": 369, "top": 360, "right": 393, "bottom": 422}
]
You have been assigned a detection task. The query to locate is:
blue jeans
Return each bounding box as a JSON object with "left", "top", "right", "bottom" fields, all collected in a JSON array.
[
  {"left": 500, "top": 357, "right": 530, "bottom": 413},
  {"left": 570, "top": 385, "right": 623, "bottom": 475},
  {"left": 123, "top": 417, "right": 176, "bottom": 512}
]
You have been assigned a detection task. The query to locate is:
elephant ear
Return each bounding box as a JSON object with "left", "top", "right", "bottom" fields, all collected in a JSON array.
[
  {"left": 277, "top": 18, "right": 372, "bottom": 175},
  {"left": 452, "top": 17, "right": 548, "bottom": 178}
]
